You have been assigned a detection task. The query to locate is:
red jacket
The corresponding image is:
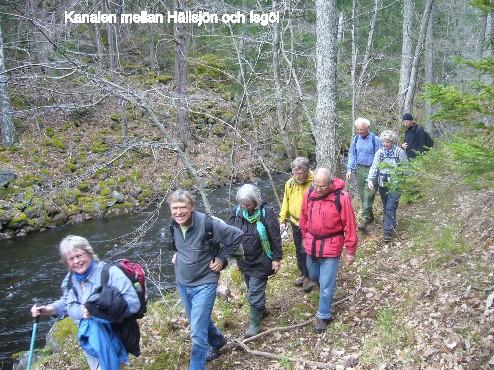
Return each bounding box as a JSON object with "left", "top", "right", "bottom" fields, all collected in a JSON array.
[{"left": 300, "top": 178, "right": 358, "bottom": 258}]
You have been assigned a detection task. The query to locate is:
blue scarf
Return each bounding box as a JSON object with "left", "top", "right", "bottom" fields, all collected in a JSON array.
[{"left": 74, "top": 261, "right": 96, "bottom": 282}]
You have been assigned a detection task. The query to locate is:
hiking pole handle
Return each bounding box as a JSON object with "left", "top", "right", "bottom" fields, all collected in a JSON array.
[{"left": 26, "top": 316, "right": 39, "bottom": 370}]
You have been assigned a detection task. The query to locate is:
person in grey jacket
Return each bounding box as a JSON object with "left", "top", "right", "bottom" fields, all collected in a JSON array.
[
  {"left": 31, "top": 235, "right": 140, "bottom": 370},
  {"left": 367, "top": 130, "right": 407, "bottom": 242},
  {"left": 168, "top": 189, "right": 243, "bottom": 370}
]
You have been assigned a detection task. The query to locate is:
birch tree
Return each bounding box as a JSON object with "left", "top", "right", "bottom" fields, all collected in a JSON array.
[
  {"left": 424, "top": 6, "right": 434, "bottom": 132},
  {"left": 398, "top": 0, "right": 414, "bottom": 115},
  {"left": 351, "top": 0, "right": 380, "bottom": 130},
  {"left": 315, "top": 0, "right": 339, "bottom": 174},
  {"left": 272, "top": 0, "right": 296, "bottom": 160},
  {"left": 174, "top": 0, "right": 190, "bottom": 146},
  {"left": 0, "top": 21, "right": 14, "bottom": 146},
  {"left": 403, "top": 0, "right": 434, "bottom": 114}
]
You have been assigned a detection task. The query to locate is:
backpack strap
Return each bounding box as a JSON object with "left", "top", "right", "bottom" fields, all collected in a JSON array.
[
  {"left": 204, "top": 213, "right": 214, "bottom": 242},
  {"left": 169, "top": 222, "right": 176, "bottom": 251},
  {"left": 334, "top": 189, "right": 341, "bottom": 213},
  {"left": 100, "top": 262, "right": 111, "bottom": 287},
  {"left": 306, "top": 186, "right": 341, "bottom": 213}
]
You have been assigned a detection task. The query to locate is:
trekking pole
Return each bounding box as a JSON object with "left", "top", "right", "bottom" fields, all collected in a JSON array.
[{"left": 26, "top": 316, "right": 39, "bottom": 370}]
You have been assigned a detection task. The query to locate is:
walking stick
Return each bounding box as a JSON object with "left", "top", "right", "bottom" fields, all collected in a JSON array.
[{"left": 26, "top": 316, "right": 39, "bottom": 370}]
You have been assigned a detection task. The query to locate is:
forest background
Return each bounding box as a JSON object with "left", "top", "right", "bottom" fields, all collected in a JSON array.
[{"left": 1, "top": 0, "right": 494, "bottom": 368}]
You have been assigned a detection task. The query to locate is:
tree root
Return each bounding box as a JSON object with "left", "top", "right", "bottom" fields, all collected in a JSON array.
[{"left": 225, "top": 274, "right": 362, "bottom": 367}]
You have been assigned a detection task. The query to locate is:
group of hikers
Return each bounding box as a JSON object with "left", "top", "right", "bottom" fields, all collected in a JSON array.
[{"left": 30, "top": 113, "right": 433, "bottom": 370}]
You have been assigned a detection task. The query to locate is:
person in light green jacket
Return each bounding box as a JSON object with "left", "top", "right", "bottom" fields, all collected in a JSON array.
[{"left": 279, "top": 157, "right": 316, "bottom": 293}]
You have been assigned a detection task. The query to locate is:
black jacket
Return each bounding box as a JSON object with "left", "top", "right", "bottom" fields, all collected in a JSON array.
[
  {"left": 404, "top": 123, "right": 431, "bottom": 159},
  {"left": 228, "top": 203, "right": 282, "bottom": 279}
]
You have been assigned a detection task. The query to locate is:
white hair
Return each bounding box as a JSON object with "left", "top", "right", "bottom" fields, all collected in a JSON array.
[
  {"left": 236, "top": 184, "right": 262, "bottom": 208},
  {"left": 380, "top": 130, "right": 398, "bottom": 144},
  {"left": 354, "top": 117, "right": 371, "bottom": 128},
  {"left": 59, "top": 235, "right": 98, "bottom": 262},
  {"left": 291, "top": 157, "right": 310, "bottom": 171}
]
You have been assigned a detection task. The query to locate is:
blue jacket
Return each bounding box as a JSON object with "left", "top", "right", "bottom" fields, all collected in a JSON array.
[
  {"left": 51, "top": 261, "right": 140, "bottom": 322},
  {"left": 347, "top": 132, "right": 382, "bottom": 171},
  {"left": 78, "top": 317, "right": 128, "bottom": 370}
]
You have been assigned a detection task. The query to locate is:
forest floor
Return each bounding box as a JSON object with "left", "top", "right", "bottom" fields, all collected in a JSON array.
[{"left": 36, "top": 186, "right": 494, "bottom": 370}]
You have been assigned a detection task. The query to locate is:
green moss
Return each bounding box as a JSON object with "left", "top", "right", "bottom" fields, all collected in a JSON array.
[
  {"left": 180, "top": 177, "right": 195, "bottom": 189},
  {"left": 44, "top": 136, "right": 66, "bottom": 150},
  {"left": 15, "top": 174, "right": 42, "bottom": 187},
  {"left": 64, "top": 162, "right": 77, "bottom": 173},
  {"left": 156, "top": 74, "right": 173, "bottom": 84},
  {"left": 45, "top": 127, "right": 55, "bottom": 137},
  {"left": 52, "top": 318, "right": 78, "bottom": 345},
  {"left": 7, "top": 211, "right": 27, "bottom": 228},
  {"left": 109, "top": 113, "right": 120, "bottom": 123},
  {"left": 77, "top": 181, "right": 91, "bottom": 192},
  {"left": 100, "top": 187, "right": 110, "bottom": 196},
  {"left": 91, "top": 141, "right": 108, "bottom": 153}
]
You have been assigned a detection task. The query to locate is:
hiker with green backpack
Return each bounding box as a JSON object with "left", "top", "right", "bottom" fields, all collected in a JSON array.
[
  {"left": 167, "top": 189, "right": 243, "bottom": 369},
  {"left": 30, "top": 235, "right": 141, "bottom": 370},
  {"left": 228, "top": 184, "right": 283, "bottom": 338}
]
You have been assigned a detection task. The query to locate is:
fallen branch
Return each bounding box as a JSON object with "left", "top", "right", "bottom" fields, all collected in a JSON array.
[{"left": 232, "top": 338, "right": 335, "bottom": 369}]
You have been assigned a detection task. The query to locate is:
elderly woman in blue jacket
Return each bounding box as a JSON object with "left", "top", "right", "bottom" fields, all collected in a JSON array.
[
  {"left": 367, "top": 130, "right": 407, "bottom": 242},
  {"left": 31, "top": 235, "right": 140, "bottom": 370}
]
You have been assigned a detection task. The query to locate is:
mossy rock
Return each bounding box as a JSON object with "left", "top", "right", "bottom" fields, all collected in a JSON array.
[
  {"left": 52, "top": 317, "right": 78, "bottom": 346},
  {"left": 7, "top": 210, "right": 28, "bottom": 228},
  {"left": 15, "top": 174, "right": 42, "bottom": 188}
]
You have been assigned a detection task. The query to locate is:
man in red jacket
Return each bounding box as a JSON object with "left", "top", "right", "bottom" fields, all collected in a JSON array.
[{"left": 299, "top": 168, "right": 358, "bottom": 333}]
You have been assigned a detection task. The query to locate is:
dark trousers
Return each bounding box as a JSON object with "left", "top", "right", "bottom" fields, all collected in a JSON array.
[
  {"left": 378, "top": 187, "right": 400, "bottom": 236},
  {"left": 291, "top": 223, "right": 309, "bottom": 277}
]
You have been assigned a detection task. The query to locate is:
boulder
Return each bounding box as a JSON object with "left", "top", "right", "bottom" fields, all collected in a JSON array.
[{"left": 0, "top": 168, "right": 16, "bottom": 187}]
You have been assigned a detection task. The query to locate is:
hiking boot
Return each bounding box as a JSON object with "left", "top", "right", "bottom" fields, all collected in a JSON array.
[
  {"left": 303, "top": 278, "right": 317, "bottom": 293},
  {"left": 245, "top": 308, "right": 264, "bottom": 338},
  {"left": 383, "top": 233, "right": 393, "bottom": 242},
  {"left": 357, "top": 220, "right": 368, "bottom": 231},
  {"left": 294, "top": 276, "right": 304, "bottom": 287},
  {"left": 314, "top": 318, "right": 331, "bottom": 333},
  {"left": 206, "top": 337, "right": 227, "bottom": 362}
]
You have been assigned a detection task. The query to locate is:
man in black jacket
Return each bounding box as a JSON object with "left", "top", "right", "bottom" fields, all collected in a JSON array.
[{"left": 401, "top": 113, "right": 434, "bottom": 159}]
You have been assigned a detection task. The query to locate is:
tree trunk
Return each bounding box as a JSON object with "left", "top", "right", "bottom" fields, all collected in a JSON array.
[
  {"left": 398, "top": 0, "right": 414, "bottom": 115},
  {"left": 174, "top": 0, "right": 190, "bottom": 146},
  {"left": 104, "top": 0, "right": 116, "bottom": 70},
  {"left": 315, "top": 0, "right": 339, "bottom": 174},
  {"left": 0, "top": 22, "right": 15, "bottom": 146},
  {"left": 351, "top": 0, "right": 357, "bottom": 135},
  {"left": 424, "top": 7, "right": 434, "bottom": 132},
  {"left": 477, "top": 10, "right": 488, "bottom": 59},
  {"left": 272, "top": 0, "right": 296, "bottom": 160},
  {"left": 403, "top": 0, "right": 434, "bottom": 114}
]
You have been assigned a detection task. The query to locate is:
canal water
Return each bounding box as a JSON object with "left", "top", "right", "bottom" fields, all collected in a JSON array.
[{"left": 0, "top": 175, "right": 287, "bottom": 369}]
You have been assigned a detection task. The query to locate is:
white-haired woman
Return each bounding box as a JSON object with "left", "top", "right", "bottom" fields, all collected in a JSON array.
[
  {"left": 30, "top": 235, "right": 140, "bottom": 369},
  {"left": 228, "top": 184, "right": 283, "bottom": 338},
  {"left": 367, "top": 130, "right": 407, "bottom": 242}
]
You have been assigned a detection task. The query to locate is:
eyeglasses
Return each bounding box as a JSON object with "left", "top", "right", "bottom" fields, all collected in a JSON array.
[
  {"left": 67, "top": 253, "right": 86, "bottom": 264},
  {"left": 313, "top": 184, "right": 329, "bottom": 190}
]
